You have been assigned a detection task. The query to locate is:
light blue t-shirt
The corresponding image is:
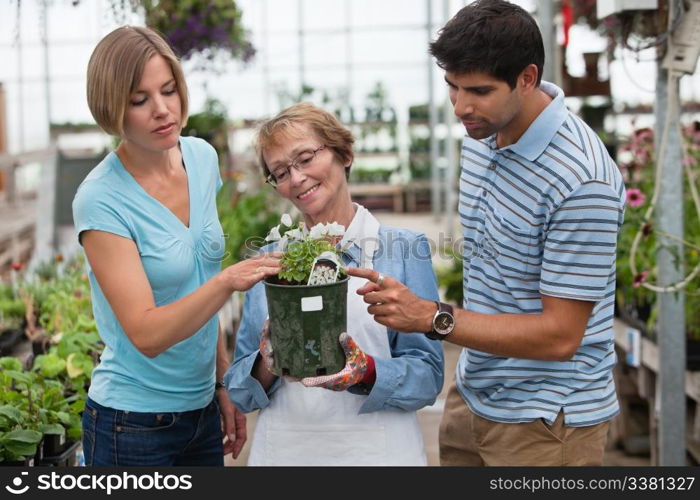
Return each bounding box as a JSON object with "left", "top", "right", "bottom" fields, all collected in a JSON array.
[{"left": 72, "top": 136, "right": 225, "bottom": 412}]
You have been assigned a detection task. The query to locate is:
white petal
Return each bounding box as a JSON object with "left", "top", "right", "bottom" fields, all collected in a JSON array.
[
  {"left": 265, "top": 225, "right": 281, "bottom": 241},
  {"left": 285, "top": 228, "right": 304, "bottom": 240},
  {"left": 309, "top": 223, "right": 327, "bottom": 239},
  {"left": 281, "top": 213, "right": 293, "bottom": 227},
  {"left": 327, "top": 222, "right": 345, "bottom": 236},
  {"left": 277, "top": 235, "right": 288, "bottom": 252}
]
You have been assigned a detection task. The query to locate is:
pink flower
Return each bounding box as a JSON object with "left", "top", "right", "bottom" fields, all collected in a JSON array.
[
  {"left": 633, "top": 271, "right": 649, "bottom": 288},
  {"left": 626, "top": 188, "right": 646, "bottom": 207}
]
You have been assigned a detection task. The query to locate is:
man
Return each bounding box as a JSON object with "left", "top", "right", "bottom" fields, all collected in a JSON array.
[{"left": 347, "top": 0, "right": 625, "bottom": 466}]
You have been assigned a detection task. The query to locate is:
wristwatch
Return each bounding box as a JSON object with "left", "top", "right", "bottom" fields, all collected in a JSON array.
[
  {"left": 425, "top": 301, "right": 455, "bottom": 340},
  {"left": 214, "top": 380, "right": 226, "bottom": 390}
]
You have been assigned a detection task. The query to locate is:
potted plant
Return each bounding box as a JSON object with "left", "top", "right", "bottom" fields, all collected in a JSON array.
[
  {"left": 262, "top": 214, "right": 348, "bottom": 378},
  {"left": 0, "top": 284, "right": 26, "bottom": 356}
]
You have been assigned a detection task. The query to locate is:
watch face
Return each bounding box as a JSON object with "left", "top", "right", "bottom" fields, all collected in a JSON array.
[{"left": 434, "top": 311, "right": 454, "bottom": 335}]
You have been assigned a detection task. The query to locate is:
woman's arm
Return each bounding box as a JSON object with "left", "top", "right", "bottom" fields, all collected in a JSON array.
[{"left": 82, "top": 230, "right": 281, "bottom": 358}]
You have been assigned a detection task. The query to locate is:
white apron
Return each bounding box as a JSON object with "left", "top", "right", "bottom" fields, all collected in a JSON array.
[{"left": 247, "top": 209, "right": 427, "bottom": 466}]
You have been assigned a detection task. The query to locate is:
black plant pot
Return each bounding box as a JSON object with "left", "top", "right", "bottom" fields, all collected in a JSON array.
[
  {"left": 0, "top": 456, "right": 35, "bottom": 466},
  {"left": 687, "top": 339, "right": 700, "bottom": 371},
  {"left": 0, "top": 328, "right": 24, "bottom": 356},
  {"left": 42, "top": 433, "right": 66, "bottom": 457},
  {"left": 39, "top": 440, "right": 80, "bottom": 467}
]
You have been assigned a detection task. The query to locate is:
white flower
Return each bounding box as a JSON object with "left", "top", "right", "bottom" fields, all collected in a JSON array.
[
  {"left": 265, "top": 225, "right": 281, "bottom": 241},
  {"left": 285, "top": 228, "right": 304, "bottom": 241},
  {"left": 308, "top": 223, "right": 327, "bottom": 240},
  {"left": 277, "top": 235, "right": 289, "bottom": 252},
  {"left": 281, "top": 213, "right": 293, "bottom": 227},
  {"left": 326, "top": 222, "right": 345, "bottom": 236}
]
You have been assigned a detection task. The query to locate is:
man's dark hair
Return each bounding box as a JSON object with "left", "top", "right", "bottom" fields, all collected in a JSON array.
[{"left": 429, "top": 0, "right": 544, "bottom": 89}]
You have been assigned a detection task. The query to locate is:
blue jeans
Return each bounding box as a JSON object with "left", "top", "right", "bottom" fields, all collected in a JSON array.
[{"left": 81, "top": 397, "right": 224, "bottom": 466}]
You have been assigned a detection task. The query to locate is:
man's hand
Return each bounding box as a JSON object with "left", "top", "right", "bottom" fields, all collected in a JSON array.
[
  {"left": 346, "top": 267, "right": 436, "bottom": 333},
  {"left": 216, "top": 390, "right": 247, "bottom": 459}
]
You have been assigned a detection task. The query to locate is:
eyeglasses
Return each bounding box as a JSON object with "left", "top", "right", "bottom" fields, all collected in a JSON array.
[{"left": 266, "top": 144, "right": 326, "bottom": 187}]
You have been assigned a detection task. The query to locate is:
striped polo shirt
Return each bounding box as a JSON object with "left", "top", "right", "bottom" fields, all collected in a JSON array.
[{"left": 455, "top": 81, "right": 625, "bottom": 427}]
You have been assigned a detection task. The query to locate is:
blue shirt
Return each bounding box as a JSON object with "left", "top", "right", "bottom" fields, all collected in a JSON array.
[
  {"left": 225, "top": 225, "right": 445, "bottom": 414},
  {"left": 72, "top": 136, "right": 225, "bottom": 412},
  {"left": 456, "top": 82, "right": 625, "bottom": 426}
]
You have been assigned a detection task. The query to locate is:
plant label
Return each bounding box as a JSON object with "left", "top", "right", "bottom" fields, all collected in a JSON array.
[{"left": 301, "top": 296, "right": 323, "bottom": 312}]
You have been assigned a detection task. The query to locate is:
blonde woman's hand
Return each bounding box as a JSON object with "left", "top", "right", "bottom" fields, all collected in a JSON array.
[{"left": 222, "top": 252, "right": 283, "bottom": 292}]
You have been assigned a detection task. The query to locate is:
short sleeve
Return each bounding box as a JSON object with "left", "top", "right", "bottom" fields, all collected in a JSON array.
[
  {"left": 540, "top": 181, "right": 624, "bottom": 301},
  {"left": 72, "top": 182, "right": 133, "bottom": 245}
]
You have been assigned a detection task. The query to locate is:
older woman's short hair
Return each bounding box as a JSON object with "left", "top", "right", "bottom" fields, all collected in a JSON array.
[
  {"left": 255, "top": 102, "right": 355, "bottom": 180},
  {"left": 86, "top": 26, "right": 189, "bottom": 137}
]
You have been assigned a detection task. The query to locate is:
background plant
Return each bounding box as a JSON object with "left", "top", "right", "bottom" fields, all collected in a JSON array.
[{"left": 615, "top": 123, "right": 700, "bottom": 339}]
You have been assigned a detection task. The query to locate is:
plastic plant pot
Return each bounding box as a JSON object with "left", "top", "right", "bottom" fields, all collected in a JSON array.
[{"left": 264, "top": 276, "right": 348, "bottom": 378}]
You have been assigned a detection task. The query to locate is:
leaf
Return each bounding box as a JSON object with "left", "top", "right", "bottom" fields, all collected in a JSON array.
[
  {"left": 39, "top": 423, "right": 65, "bottom": 436},
  {"left": 66, "top": 353, "right": 84, "bottom": 378},
  {"left": 0, "top": 405, "right": 23, "bottom": 424},
  {"left": 3, "top": 429, "right": 43, "bottom": 444},
  {"left": 35, "top": 353, "right": 67, "bottom": 378}
]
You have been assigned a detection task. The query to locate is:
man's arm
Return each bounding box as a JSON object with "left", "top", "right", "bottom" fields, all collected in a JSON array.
[{"left": 347, "top": 267, "right": 593, "bottom": 362}]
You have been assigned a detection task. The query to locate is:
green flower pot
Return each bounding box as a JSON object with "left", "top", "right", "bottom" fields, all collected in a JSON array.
[{"left": 263, "top": 277, "right": 348, "bottom": 378}]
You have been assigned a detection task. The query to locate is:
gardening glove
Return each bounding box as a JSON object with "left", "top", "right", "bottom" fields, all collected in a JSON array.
[
  {"left": 301, "top": 332, "right": 375, "bottom": 391},
  {"left": 258, "top": 320, "right": 278, "bottom": 375},
  {"left": 258, "top": 321, "right": 301, "bottom": 382}
]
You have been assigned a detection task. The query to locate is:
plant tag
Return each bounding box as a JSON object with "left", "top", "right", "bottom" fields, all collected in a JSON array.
[
  {"left": 308, "top": 251, "right": 341, "bottom": 285},
  {"left": 301, "top": 296, "right": 323, "bottom": 312}
]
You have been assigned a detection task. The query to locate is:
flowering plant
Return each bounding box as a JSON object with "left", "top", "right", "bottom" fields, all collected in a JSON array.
[
  {"left": 615, "top": 124, "right": 700, "bottom": 339},
  {"left": 264, "top": 214, "right": 346, "bottom": 286},
  {"left": 142, "top": 0, "right": 255, "bottom": 71}
]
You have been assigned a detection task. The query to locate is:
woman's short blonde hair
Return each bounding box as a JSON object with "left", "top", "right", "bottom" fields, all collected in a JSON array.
[
  {"left": 86, "top": 26, "right": 189, "bottom": 137},
  {"left": 255, "top": 102, "right": 355, "bottom": 181}
]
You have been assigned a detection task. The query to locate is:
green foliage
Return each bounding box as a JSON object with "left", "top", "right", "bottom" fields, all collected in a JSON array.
[
  {"left": 279, "top": 239, "right": 337, "bottom": 285},
  {"left": 350, "top": 167, "right": 395, "bottom": 184},
  {"left": 435, "top": 247, "right": 464, "bottom": 307},
  {"left": 0, "top": 253, "right": 102, "bottom": 460},
  {"left": 616, "top": 125, "right": 700, "bottom": 340},
  {"left": 0, "top": 290, "right": 25, "bottom": 331},
  {"left": 218, "top": 185, "right": 282, "bottom": 267},
  {"left": 183, "top": 97, "right": 230, "bottom": 165}
]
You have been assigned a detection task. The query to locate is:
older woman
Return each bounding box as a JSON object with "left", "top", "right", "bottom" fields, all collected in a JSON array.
[
  {"left": 224, "top": 103, "right": 444, "bottom": 465},
  {"left": 73, "top": 26, "right": 281, "bottom": 466}
]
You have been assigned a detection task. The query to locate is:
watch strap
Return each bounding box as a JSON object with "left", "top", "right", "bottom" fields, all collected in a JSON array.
[{"left": 426, "top": 301, "right": 454, "bottom": 340}]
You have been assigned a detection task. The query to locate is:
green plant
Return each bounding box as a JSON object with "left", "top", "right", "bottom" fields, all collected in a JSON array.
[
  {"left": 264, "top": 214, "right": 346, "bottom": 285},
  {"left": 0, "top": 284, "right": 25, "bottom": 331},
  {"left": 218, "top": 185, "right": 282, "bottom": 267},
  {"left": 183, "top": 97, "right": 230, "bottom": 166},
  {"left": 435, "top": 247, "right": 464, "bottom": 307}
]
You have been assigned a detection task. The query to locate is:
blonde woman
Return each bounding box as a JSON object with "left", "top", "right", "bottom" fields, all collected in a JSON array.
[{"left": 73, "top": 26, "right": 281, "bottom": 466}]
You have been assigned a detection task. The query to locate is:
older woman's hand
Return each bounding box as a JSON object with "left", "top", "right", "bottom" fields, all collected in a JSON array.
[{"left": 222, "top": 252, "right": 283, "bottom": 292}]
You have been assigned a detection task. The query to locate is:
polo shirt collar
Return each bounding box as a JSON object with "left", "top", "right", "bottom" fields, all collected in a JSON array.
[{"left": 495, "top": 80, "right": 567, "bottom": 162}]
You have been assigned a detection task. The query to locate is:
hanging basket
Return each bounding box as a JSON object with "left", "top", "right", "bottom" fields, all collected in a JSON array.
[{"left": 263, "top": 277, "right": 348, "bottom": 378}]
